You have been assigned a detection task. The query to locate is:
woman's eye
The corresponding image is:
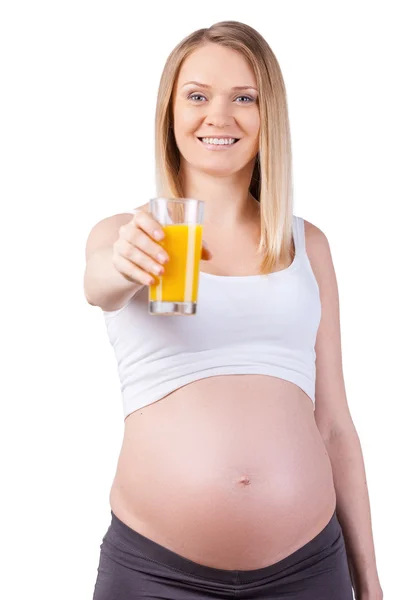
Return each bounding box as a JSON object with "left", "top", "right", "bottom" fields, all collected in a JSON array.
[
  {"left": 188, "top": 93, "right": 206, "bottom": 102},
  {"left": 236, "top": 96, "right": 254, "bottom": 103},
  {"left": 187, "top": 94, "right": 255, "bottom": 103}
]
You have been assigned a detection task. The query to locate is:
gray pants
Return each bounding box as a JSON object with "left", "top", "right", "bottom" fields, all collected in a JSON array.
[{"left": 92, "top": 508, "right": 353, "bottom": 599}]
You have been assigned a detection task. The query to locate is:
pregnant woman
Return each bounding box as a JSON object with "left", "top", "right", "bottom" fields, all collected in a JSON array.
[{"left": 85, "top": 20, "right": 382, "bottom": 600}]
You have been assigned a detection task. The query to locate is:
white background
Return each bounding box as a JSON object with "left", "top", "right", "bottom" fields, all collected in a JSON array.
[{"left": 1, "top": 1, "right": 397, "bottom": 598}]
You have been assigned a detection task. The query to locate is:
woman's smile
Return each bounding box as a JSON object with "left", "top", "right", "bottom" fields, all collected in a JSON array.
[{"left": 197, "top": 136, "right": 241, "bottom": 151}]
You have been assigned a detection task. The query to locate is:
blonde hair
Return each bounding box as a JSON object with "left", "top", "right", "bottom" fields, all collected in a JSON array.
[{"left": 154, "top": 20, "right": 294, "bottom": 275}]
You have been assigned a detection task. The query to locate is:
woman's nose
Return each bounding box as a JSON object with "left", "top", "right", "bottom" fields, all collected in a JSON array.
[
  {"left": 204, "top": 115, "right": 231, "bottom": 128},
  {"left": 204, "top": 100, "right": 233, "bottom": 128}
]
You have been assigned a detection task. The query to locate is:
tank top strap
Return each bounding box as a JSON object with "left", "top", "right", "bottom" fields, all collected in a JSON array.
[{"left": 293, "top": 215, "right": 305, "bottom": 256}]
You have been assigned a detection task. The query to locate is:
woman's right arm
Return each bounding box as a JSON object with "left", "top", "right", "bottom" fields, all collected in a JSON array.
[
  {"left": 84, "top": 207, "right": 212, "bottom": 312},
  {"left": 83, "top": 207, "right": 168, "bottom": 312}
]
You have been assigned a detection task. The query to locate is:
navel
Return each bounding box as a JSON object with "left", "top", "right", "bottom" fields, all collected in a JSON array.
[{"left": 237, "top": 475, "right": 251, "bottom": 486}]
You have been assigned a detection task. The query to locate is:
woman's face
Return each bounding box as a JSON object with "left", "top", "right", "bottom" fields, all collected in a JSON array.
[{"left": 172, "top": 44, "right": 260, "bottom": 177}]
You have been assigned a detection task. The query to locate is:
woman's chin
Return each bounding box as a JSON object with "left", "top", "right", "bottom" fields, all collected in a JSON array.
[
  {"left": 190, "top": 157, "right": 248, "bottom": 176},
  {"left": 200, "top": 164, "right": 241, "bottom": 176}
]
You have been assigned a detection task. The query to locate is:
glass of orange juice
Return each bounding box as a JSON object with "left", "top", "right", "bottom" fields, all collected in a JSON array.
[{"left": 148, "top": 197, "right": 204, "bottom": 316}]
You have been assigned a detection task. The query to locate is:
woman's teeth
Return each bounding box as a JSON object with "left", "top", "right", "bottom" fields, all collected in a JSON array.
[{"left": 200, "top": 137, "right": 237, "bottom": 145}]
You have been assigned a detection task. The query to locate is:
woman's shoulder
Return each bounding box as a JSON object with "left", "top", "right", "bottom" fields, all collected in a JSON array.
[
  {"left": 300, "top": 217, "right": 328, "bottom": 254},
  {"left": 85, "top": 205, "right": 147, "bottom": 263},
  {"left": 299, "top": 217, "right": 334, "bottom": 291}
]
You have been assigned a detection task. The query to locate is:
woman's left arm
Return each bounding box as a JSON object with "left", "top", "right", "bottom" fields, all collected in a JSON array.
[
  {"left": 305, "top": 221, "right": 383, "bottom": 599},
  {"left": 324, "top": 427, "right": 383, "bottom": 599}
]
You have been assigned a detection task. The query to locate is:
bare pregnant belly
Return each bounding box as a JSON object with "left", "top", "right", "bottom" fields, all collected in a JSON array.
[{"left": 109, "top": 375, "right": 337, "bottom": 570}]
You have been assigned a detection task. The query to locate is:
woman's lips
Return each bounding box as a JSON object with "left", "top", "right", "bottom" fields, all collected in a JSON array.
[{"left": 196, "top": 137, "right": 240, "bottom": 151}]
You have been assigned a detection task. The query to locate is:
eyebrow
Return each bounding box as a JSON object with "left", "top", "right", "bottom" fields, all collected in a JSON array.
[{"left": 181, "top": 81, "right": 258, "bottom": 92}]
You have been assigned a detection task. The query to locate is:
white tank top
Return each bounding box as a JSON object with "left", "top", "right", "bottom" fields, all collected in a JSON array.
[{"left": 102, "top": 215, "right": 321, "bottom": 419}]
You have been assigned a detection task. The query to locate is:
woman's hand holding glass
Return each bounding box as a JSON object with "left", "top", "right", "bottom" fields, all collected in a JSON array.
[{"left": 112, "top": 210, "right": 211, "bottom": 287}]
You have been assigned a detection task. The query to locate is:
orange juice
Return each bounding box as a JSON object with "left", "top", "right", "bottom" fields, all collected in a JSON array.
[{"left": 149, "top": 223, "right": 203, "bottom": 303}]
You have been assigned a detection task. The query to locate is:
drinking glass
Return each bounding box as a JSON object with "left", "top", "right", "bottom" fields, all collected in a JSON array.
[{"left": 148, "top": 197, "right": 204, "bottom": 315}]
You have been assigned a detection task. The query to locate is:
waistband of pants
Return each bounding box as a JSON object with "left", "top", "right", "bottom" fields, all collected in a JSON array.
[
  {"left": 107, "top": 508, "right": 342, "bottom": 585},
  {"left": 108, "top": 508, "right": 342, "bottom": 584}
]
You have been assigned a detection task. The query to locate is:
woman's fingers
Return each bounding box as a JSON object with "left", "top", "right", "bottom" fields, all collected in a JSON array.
[{"left": 201, "top": 240, "right": 212, "bottom": 261}]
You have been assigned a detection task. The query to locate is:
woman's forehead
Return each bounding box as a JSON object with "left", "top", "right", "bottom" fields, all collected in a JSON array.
[{"left": 176, "top": 45, "right": 257, "bottom": 89}]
